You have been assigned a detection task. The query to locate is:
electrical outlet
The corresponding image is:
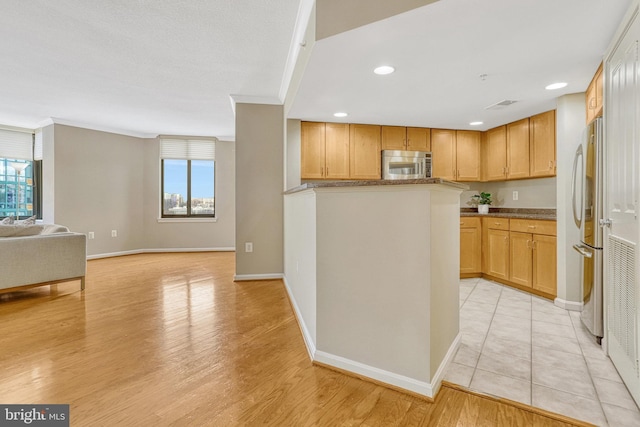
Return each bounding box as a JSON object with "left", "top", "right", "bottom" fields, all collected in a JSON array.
[
  {"left": 88, "top": 232, "right": 95, "bottom": 239},
  {"left": 513, "top": 191, "right": 519, "bottom": 201},
  {"left": 245, "top": 242, "right": 253, "bottom": 253},
  {"left": 111, "top": 230, "right": 117, "bottom": 237}
]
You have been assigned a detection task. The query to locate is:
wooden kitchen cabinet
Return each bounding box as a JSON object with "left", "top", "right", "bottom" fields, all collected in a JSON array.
[
  {"left": 381, "top": 126, "right": 431, "bottom": 152},
  {"left": 460, "top": 217, "right": 481, "bottom": 276},
  {"left": 381, "top": 126, "right": 407, "bottom": 150},
  {"left": 432, "top": 129, "right": 480, "bottom": 181},
  {"left": 532, "top": 234, "right": 557, "bottom": 296},
  {"left": 431, "top": 129, "right": 456, "bottom": 180},
  {"left": 509, "top": 231, "right": 533, "bottom": 287},
  {"left": 482, "top": 217, "right": 510, "bottom": 280},
  {"left": 407, "top": 127, "right": 431, "bottom": 151},
  {"left": 301, "top": 122, "right": 350, "bottom": 179},
  {"left": 349, "top": 124, "right": 381, "bottom": 179},
  {"left": 586, "top": 63, "right": 603, "bottom": 124},
  {"left": 456, "top": 130, "right": 481, "bottom": 181},
  {"left": 509, "top": 219, "right": 557, "bottom": 297},
  {"left": 506, "top": 118, "right": 530, "bottom": 179},
  {"left": 529, "top": 110, "right": 556, "bottom": 177},
  {"left": 325, "top": 123, "right": 351, "bottom": 179},
  {"left": 301, "top": 121, "right": 326, "bottom": 179},
  {"left": 484, "top": 126, "right": 507, "bottom": 181}
]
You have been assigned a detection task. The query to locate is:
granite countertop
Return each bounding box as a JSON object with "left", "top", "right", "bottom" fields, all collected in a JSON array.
[
  {"left": 460, "top": 208, "right": 556, "bottom": 220},
  {"left": 284, "top": 178, "right": 469, "bottom": 195}
]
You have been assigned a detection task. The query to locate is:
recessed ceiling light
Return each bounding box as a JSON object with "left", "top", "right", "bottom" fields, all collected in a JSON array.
[
  {"left": 469, "top": 121, "right": 483, "bottom": 126},
  {"left": 333, "top": 112, "right": 348, "bottom": 118},
  {"left": 374, "top": 66, "right": 395, "bottom": 75},
  {"left": 545, "top": 82, "right": 568, "bottom": 90}
]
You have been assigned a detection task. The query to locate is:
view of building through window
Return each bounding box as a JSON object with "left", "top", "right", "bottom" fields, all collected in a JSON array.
[
  {"left": 162, "top": 159, "right": 215, "bottom": 216},
  {"left": 0, "top": 159, "right": 33, "bottom": 219}
]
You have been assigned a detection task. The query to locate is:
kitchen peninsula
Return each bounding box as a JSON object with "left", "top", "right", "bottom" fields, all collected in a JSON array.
[{"left": 283, "top": 178, "right": 466, "bottom": 398}]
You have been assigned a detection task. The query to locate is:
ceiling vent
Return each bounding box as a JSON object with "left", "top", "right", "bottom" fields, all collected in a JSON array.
[{"left": 485, "top": 99, "right": 518, "bottom": 110}]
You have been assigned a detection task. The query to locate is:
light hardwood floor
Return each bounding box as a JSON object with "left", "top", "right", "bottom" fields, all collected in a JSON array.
[{"left": 0, "top": 252, "right": 590, "bottom": 426}]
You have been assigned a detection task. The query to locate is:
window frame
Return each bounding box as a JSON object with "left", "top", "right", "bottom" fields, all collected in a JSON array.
[{"left": 160, "top": 158, "right": 215, "bottom": 219}]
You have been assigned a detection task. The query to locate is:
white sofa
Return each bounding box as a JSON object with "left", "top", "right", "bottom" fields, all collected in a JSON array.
[{"left": 0, "top": 224, "right": 87, "bottom": 292}]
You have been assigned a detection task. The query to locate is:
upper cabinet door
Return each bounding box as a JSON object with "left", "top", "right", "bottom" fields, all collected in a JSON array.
[
  {"left": 349, "top": 124, "right": 381, "bottom": 179},
  {"left": 431, "top": 129, "right": 456, "bottom": 180},
  {"left": 301, "top": 122, "right": 326, "bottom": 179},
  {"left": 406, "top": 127, "right": 431, "bottom": 151},
  {"left": 484, "top": 126, "right": 507, "bottom": 181},
  {"left": 325, "top": 123, "right": 350, "bottom": 179},
  {"left": 381, "top": 126, "right": 406, "bottom": 150},
  {"left": 506, "top": 118, "right": 530, "bottom": 179},
  {"left": 455, "top": 130, "right": 481, "bottom": 181},
  {"left": 529, "top": 110, "right": 556, "bottom": 177}
]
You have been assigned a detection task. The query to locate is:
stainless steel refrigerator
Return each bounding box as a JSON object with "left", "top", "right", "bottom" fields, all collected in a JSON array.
[{"left": 572, "top": 117, "right": 604, "bottom": 343}]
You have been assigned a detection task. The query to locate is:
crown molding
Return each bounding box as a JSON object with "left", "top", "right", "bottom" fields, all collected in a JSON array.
[{"left": 39, "top": 117, "right": 158, "bottom": 139}]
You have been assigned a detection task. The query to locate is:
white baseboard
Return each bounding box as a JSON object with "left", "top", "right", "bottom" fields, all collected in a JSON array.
[
  {"left": 282, "top": 276, "right": 316, "bottom": 360},
  {"left": 555, "top": 298, "right": 583, "bottom": 311},
  {"left": 430, "top": 332, "right": 462, "bottom": 395},
  {"left": 314, "top": 351, "right": 437, "bottom": 398},
  {"left": 233, "top": 273, "right": 284, "bottom": 281},
  {"left": 86, "top": 247, "right": 235, "bottom": 260}
]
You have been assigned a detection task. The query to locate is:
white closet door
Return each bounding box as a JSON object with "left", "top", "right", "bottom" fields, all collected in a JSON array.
[{"left": 605, "top": 4, "right": 640, "bottom": 407}]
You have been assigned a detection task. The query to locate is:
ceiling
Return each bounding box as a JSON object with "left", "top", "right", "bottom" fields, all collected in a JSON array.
[
  {"left": 0, "top": 0, "right": 633, "bottom": 138},
  {"left": 290, "top": 0, "right": 633, "bottom": 131},
  {"left": 0, "top": 0, "right": 300, "bottom": 139}
]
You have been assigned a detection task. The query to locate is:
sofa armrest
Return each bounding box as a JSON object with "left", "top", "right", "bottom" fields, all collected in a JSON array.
[{"left": 0, "top": 232, "right": 87, "bottom": 289}]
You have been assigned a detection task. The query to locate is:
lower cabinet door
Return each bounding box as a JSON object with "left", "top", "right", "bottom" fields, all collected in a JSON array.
[
  {"left": 460, "top": 222, "right": 481, "bottom": 274},
  {"left": 510, "top": 232, "right": 533, "bottom": 287},
  {"left": 486, "top": 229, "right": 509, "bottom": 280},
  {"left": 533, "top": 234, "right": 557, "bottom": 296}
]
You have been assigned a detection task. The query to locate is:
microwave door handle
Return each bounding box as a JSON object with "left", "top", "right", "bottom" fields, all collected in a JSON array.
[{"left": 571, "top": 145, "right": 583, "bottom": 229}]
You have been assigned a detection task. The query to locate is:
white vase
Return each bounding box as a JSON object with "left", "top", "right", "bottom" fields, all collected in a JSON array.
[{"left": 478, "top": 204, "right": 489, "bottom": 214}]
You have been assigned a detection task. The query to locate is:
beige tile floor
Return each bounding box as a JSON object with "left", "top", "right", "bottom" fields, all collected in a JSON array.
[{"left": 445, "top": 277, "right": 640, "bottom": 427}]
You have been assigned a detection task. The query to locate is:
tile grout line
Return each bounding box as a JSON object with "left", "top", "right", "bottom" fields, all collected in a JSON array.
[
  {"left": 467, "top": 279, "right": 503, "bottom": 393},
  {"left": 570, "top": 311, "right": 610, "bottom": 425}
]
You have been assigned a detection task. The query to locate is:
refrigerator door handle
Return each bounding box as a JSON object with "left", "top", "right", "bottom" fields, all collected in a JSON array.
[
  {"left": 572, "top": 145, "right": 584, "bottom": 229},
  {"left": 573, "top": 244, "right": 593, "bottom": 258}
]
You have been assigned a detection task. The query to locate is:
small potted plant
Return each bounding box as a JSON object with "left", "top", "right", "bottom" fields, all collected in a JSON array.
[{"left": 472, "top": 192, "right": 492, "bottom": 214}]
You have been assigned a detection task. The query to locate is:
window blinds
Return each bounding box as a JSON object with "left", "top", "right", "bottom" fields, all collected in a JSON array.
[
  {"left": 160, "top": 138, "right": 216, "bottom": 160},
  {"left": 0, "top": 128, "right": 33, "bottom": 160}
]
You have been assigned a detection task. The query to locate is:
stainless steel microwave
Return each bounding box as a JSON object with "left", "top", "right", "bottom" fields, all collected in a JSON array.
[{"left": 382, "top": 150, "right": 432, "bottom": 180}]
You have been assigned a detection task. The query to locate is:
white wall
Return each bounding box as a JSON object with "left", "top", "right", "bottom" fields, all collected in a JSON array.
[
  {"left": 51, "top": 124, "right": 146, "bottom": 255},
  {"left": 461, "top": 178, "right": 557, "bottom": 209},
  {"left": 556, "top": 93, "right": 587, "bottom": 305},
  {"left": 283, "top": 191, "right": 317, "bottom": 347},
  {"left": 235, "top": 103, "right": 284, "bottom": 278},
  {"left": 43, "top": 124, "right": 235, "bottom": 257},
  {"left": 286, "top": 119, "right": 302, "bottom": 190}
]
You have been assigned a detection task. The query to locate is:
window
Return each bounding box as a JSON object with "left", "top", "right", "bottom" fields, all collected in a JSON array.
[
  {"left": 0, "top": 128, "right": 39, "bottom": 220},
  {"left": 161, "top": 138, "right": 216, "bottom": 218},
  {"left": 0, "top": 159, "right": 34, "bottom": 219}
]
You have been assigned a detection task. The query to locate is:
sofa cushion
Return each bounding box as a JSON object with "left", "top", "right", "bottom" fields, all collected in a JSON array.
[
  {"left": 1, "top": 216, "right": 14, "bottom": 224},
  {"left": 0, "top": 224, "right": 45, "bottom": 237}
]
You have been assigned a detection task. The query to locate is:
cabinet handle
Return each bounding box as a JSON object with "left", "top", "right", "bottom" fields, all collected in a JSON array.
[
  {"left": 494, "top": 222, "right": 501, "bottom": 226},
  {"left": 526, "top": 240, "right": 531, "bottom": 249},
  {"left": 589, "top": 97, "right": 597, "bottom": 109},
  {"left": 532, "top": 240, "right": 537, "bottom": 250},
  {"left": 528, "top": 225, "right": 536, "bottom": 229},
  {"left": 326, "top": 167, "right": 329, "bottom": 176},
  {"left": 460, "top": 222, "right": 464, "bottom": 226}
]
